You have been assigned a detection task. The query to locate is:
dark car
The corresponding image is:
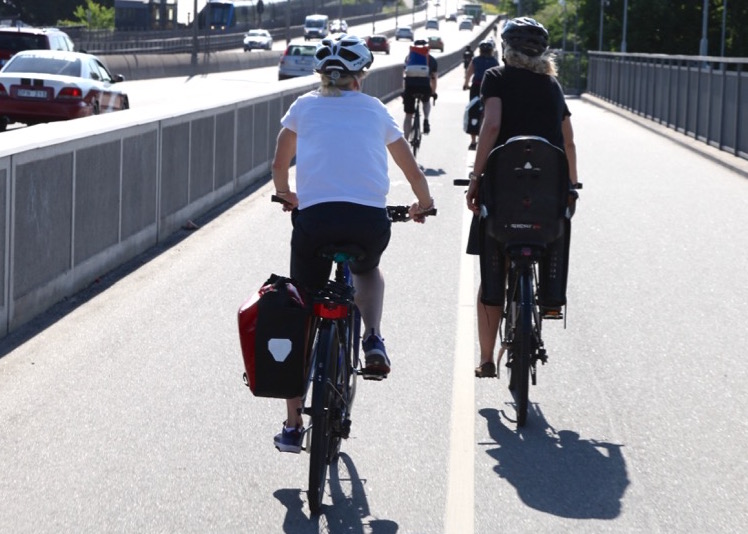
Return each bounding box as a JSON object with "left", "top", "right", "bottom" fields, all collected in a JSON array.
[
  {"left": 366, "top": 35, "right": 390, "bottom": 55},
  {"left": 0, "top": 26, "right": 75, "bottom": 68},
  {"left": 426, "top": 34, "right": 444, "bottom": 52},
  {"left": 0, "top": 49, "right": 128, "bottom": 130}
]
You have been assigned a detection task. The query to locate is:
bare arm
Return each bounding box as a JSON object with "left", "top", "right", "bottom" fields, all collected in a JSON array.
[
  {"left": 388, "top": 137, "right": 434, "bottom": 221},
  {"left": 466, "top": 96, "right": 502, "bottom": 213},
  {"left": 561, "top": 116, "right": 578, "bottom": 185},
  {"left": 271, "top": 127, "right": 298, "bottom": 209}
]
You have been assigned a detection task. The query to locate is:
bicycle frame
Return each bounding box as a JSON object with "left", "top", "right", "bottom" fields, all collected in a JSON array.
[{"left": 410, "top": 96, "right": 422, "bottom": 157}]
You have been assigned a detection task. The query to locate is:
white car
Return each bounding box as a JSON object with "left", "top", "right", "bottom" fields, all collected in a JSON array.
[
  {"left": 395, "top": 26, "right": 414, "bottom": 41},
  {"left": 458, "top": 17, "right": 474, "bottom": 31},
  {"left": 425, "top": 19, "right": 439, "bottom": 30},
  {"left": 0, "top": 49, "right": 128, "bottom": 130},
  {"left": 243, "top": 29, "right": 273, "bottom": 51},
  {"left": 278, "top": 42, "right": 317, "bottom": 80},
  {"left": 329, "top": 19, "right": 348, "bottom": 33}
]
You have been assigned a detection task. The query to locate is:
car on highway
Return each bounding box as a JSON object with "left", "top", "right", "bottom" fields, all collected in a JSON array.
[
  {"left": 458, "top": 17, "right": 474, "bottom": 31},
  {"left": 395, "top": 26, "right": 414, "bottom": 41},
  {"left": 426, "top": 34, "right": 444, "bottom": 52},
  {"left": 0, "top": 49, "right": 129, "bottom": 131},
  {"left": 366, "top": 34, "right": 390, "bottom": 55},
  {"left": 0, "top": 26, "right": 75, "bottom": 68},
  {"left": 425, "top": 19, "right": 439, "bottom": 30},
  {"left": 446, "top": 12, "right": 458, "bottom": 22},
  {"left": 278, "top": 42, "right": 317, "bottom": 80},
  {"left": 243, "top": 29, "right": 273, "bottom": 51},
  {"left": 329, "top": 19, "right": 348, "bottom": 34}
]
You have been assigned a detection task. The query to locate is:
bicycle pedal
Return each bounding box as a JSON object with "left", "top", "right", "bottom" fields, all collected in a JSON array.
[
  {"left": 360, "top": 370, "right": 388, "bottom": 381},
  {"left": 541, "top": 311, "right": 564, "bottom": 320}
]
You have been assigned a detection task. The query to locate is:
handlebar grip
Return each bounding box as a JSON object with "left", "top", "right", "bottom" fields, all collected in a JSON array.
[
  {"left": 271, "top": 194, "right": 291, "bottom": 205},
  {"left": 453, "top": 179, "right": 470, "bottom": 186},
  {"left": 572, "top": 182, "right": 583, "bottom": 190}
]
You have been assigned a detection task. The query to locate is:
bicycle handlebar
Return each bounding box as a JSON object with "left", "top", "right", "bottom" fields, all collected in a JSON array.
[{"left": 272, "top": 195, "right": 437, "bottom": 222}]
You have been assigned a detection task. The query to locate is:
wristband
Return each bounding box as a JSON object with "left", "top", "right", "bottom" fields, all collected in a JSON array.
[{"left": 469, "top": 172, "right": 480, "bottom": 182}]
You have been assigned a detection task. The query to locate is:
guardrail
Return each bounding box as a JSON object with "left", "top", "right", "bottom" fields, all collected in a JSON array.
[
  {"left": 0, "top": 19, "right": 495, "bottom": 339},
  {"left": 587, "top": 52, "right": 748, "bottom": 160}
]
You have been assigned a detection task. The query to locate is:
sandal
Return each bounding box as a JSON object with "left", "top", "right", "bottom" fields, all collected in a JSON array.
[{"left": 474, "top": 361, "right": 496, "bottom": 378}]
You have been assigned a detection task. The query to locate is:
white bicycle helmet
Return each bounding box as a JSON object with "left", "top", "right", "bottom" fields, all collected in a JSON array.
[{"left": 314, "top": 34, "right": 373, "bottom": 76}]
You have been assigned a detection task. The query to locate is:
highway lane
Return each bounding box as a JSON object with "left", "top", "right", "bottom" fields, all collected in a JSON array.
[{"left": 117, "top": 16, "right": 484, "bottom": 109}]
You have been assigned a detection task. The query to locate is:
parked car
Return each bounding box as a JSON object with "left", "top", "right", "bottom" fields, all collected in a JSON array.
[
  {"left": 243, "top": 29, "right": 273, "bottom": 51},
  {"left": 0, "top": 49, "right": 128, "bottom": 131},
  {"left": 278, "top": 42, "right": 317, "bottom": 80},
  {"left": 458, "top": 17, "right": 474, "bottom": 31},
  {"left": 426, "top": 34, "right": 444, "bottom": 52},
  {"left": 366, "top": 34, "right": 390, "bottom": 55},
  {"left": 395, "top": 26, "right": 414, "bottom": 41},
  {"left": 425, "top": 18, "right": 439, "bottom": 30},
  {"left": 0, "top": 26, "right": 75, "bottom": 68},
  {"left": 329, "top": 19, "right": 348, "bottom": 33}
]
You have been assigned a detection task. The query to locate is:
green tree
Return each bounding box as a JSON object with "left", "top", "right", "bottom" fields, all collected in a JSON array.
[
  {"left": 60, "top": 0, "right": 114, "bottom": 29},
  {"left": 2, "top": 0, "right": 113, "bottom": 26}
]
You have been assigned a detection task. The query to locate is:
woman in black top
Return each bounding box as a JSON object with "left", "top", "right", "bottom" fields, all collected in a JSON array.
[{"left": 466, "top": 17, "right": 579, "bottom": 378}]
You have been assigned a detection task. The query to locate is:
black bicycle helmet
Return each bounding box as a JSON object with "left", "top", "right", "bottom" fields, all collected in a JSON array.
[
  {"left": 314, "top": 34, "right": 373, "bottom": 76},
  {"left": 501, "top": 17, "right": 549, "bottom": 57},
  {"left": 478, "top": 39, "right": 495, "bottom": 53}
]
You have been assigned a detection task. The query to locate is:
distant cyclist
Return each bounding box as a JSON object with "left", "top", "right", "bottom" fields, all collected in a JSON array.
[
  {"left": 463, "top": 39, "right": 499, "bottom": 150},
  {"left": 402, "top": 39, "right": 438, "bottom": 139},
  {"left": 462, "top": 45, "right": 474, "bottom": 70},
  {"left": 270, "top": 35, "right": 435, "bottom": 452}
]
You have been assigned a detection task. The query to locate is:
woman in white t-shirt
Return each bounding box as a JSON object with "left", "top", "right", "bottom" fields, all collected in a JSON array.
[{"left": 271, "top": 35, "right": 434, "bottom": 453}]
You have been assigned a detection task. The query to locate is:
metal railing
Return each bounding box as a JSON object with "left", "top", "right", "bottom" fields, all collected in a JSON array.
[{"left": 587, "top": 52, "right": 748, "bottom": 160}]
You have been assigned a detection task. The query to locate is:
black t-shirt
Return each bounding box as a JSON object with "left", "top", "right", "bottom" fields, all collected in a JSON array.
[{"left": 480, "top": 65, "right": 570, "bottom": 150}]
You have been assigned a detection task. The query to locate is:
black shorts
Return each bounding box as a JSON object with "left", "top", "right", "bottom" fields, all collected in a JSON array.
[
  {"left": 468, "top": 214, "right": 572, "bottom": 308},
  {"left": 467, "top": 214, "right": 507, "bottom": 307},
  {"left": 402, "top": 81, "right": 432, "bottom": 114},
  {"left": 290, "top": 202, "right": 392, "bottom": 291}
]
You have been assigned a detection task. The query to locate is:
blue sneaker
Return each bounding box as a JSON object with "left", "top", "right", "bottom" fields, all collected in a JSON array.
[
  {"left": 362, "top": 329, "right": 391, "bottom": 377},
  {"left": 274, "top": 424, "right": 304, "bottom": 453}
]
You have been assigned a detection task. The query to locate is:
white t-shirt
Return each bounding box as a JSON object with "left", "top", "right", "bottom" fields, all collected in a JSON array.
[{"left": 281, "top": 90, "right": 403, "bottom": 210}]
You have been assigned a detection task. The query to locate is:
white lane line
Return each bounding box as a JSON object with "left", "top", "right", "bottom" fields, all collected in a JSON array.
[{"left": 444, "top": 206, "right": 476, "bottom": 534}]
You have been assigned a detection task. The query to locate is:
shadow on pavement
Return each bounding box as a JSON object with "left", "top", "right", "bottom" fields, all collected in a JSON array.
[
  {"left": 274, "top": 453, "right": 398, "bottom": 533},
  {"left": 479, "top": 406, "right": 629, "bottom": 519}
]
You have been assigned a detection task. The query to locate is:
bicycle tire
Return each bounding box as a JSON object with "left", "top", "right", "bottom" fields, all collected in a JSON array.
[
  {"left": 308, "top": 321, "right": 338, "bottom": 515},
  {"left": 515, "top": 271, "right": 533, "bottom": 426},
  {"left": 411, "top": 106, "right": 421, "bottom": 157}
]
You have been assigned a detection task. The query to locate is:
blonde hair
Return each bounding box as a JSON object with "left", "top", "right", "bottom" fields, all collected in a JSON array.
[
  {"left": 317, "top": 71, "right": 367, "bottom": 96},
  {"left": 503, "top": 45, "right": 558, "bottom": 77}
]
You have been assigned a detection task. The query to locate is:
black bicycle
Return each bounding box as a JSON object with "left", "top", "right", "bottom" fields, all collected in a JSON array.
[
  {"left": 455, "top": 136, "right": 580, "bottom": 426},
  {"left": 272, "top": 197, "right": 435, "bottom": 513}
]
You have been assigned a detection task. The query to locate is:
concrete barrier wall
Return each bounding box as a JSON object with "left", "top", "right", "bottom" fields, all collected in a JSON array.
[{"left": 0, "top": 23, "right": 493, "bottom": 339}]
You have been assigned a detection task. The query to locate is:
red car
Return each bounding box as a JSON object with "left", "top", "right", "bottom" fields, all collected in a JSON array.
[
  {"left": 366, "top": 35, "right": 391, "bottom": 55},
  {"left": 0, "top": 49, "right": 129, "bottom": 130}
]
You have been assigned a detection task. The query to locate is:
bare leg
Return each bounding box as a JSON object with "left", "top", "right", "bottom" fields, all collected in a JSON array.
[
  {"left": 352, "top": 267, "right": 384, "bottom": 337},
  {"left": 477, "top": 284, "right": 502, "bottom": 366},
  {"left": 285, "top": 398, "right": 303, "bottom": 428},
  {"left": 403, "top": 113, "right": 413, "bottom": 140}
]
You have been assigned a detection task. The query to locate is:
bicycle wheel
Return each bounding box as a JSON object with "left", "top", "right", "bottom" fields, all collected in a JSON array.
[
  {"left": 308, "top": 321, "right": 339, "bottom": 515},
  {"left": 411, "top": 107, "right": 421, "bottom": 157},
  {"left": 514, "top": 270, "right": 533, "bottom": 426},
  {"left": 505, "top": 269, "right": 519, "bottom": 391}
]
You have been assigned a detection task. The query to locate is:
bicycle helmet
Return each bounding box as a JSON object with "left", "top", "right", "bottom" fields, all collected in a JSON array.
[
  {"left": 478, "top": 39, "right": 495, "bottom": 53},
  {"left": 501, "top": 17, "right": 549, "bottom": 57},
  {"left": 314, "top": 34, "right": 373, "bottom": 76}
]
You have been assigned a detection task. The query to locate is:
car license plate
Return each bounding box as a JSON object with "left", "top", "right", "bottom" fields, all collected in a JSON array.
[{"left": 17, "top": 88, "right": 47, "bottom": 99}]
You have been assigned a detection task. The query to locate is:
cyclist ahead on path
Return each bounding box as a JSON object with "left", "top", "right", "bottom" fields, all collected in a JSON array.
[
  {"left": 271, "top": 34, "right": 435, "bottom": 452},
  {"left": 465, "top": 18, "right": 579, "bottom": 379},
  {"left": 463, "top": 39, "right": 500, "bottom": 150},
  {"left": 402, "top": 39, "right": 438, "bottom": 139}
]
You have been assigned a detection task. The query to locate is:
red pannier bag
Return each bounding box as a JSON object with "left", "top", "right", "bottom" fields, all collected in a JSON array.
[{"left": 238, "top": 274, "right": 311, "bottom": 398}]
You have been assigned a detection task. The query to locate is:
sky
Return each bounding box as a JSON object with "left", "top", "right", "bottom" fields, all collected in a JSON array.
[{"left": 176, "top": 0, "right": 206, "bottom": 24}]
